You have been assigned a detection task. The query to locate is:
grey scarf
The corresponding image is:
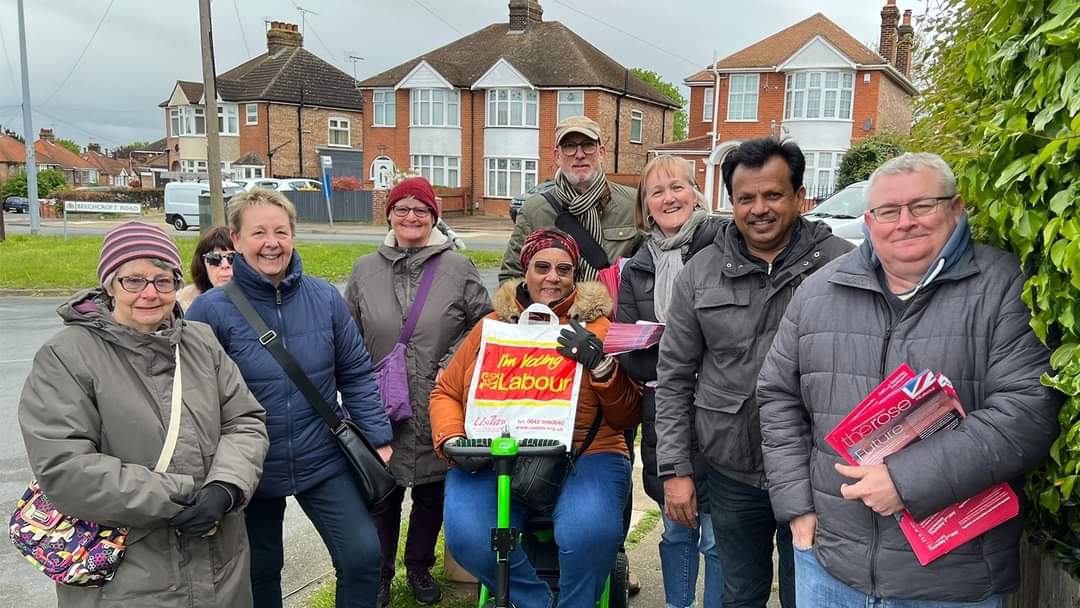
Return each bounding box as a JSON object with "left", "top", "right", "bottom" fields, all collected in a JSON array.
[
  {"left": 647, "top": 208, "right": 710, "bottom": 322},
  {"left": 553, "top": 170, "right": 611, "bottom": 281}
]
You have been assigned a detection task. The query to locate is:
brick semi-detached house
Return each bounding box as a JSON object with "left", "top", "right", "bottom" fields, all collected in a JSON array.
[
  {"left": 160, "top": 21, "right": 363, "bottom": 183},
  {"left": 653, "top": 0, "right": 918, "bottom": 211},
  {"left": 355, "top": 0, "right": 680, "bottom": 216}
]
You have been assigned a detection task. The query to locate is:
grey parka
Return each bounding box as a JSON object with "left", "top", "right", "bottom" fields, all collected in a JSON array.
[
  {"left": 18, "top": 290, "right": 268, "bottom": 608},
  {"left": 347, "top": 231, "right": 492, "bottom": 486}
]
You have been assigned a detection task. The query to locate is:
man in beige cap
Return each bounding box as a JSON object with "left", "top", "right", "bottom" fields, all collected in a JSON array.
[{"left": 499, "top": 115, "right": 642, "bottom": 283}]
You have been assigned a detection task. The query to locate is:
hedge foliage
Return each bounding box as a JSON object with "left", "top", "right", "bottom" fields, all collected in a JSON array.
[
  {"left": 55, "top": 188, "right": 165, "bottom": 208},
  {"left": 910, "top": 0, "right": 1080, "bottom": 574},
  {"left": 835, "top": 135, "right": 906, "bottom": 190}
]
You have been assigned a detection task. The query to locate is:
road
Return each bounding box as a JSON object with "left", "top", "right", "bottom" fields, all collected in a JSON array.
[
  {"left": 0, "top": 271, "right": 503, "bottom": 607},
  {"left": 1, "top": 211, "right": 513, "bottom": 251}
]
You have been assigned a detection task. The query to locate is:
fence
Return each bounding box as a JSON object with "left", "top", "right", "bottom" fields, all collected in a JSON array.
[{"left": 284, "top": 190, "right": 373, "bottom": 223}]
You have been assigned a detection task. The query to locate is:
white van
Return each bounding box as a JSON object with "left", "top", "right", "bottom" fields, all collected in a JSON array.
[{"left": 164, "top": 182, "right": 243, "bottom": 231}]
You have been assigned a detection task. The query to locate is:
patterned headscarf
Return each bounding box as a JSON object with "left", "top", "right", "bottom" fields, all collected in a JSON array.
[{"left": 520, "top": 228, "right": 580, "bottom": 271}]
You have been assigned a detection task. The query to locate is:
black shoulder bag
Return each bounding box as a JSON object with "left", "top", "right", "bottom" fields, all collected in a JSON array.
[
  {"left": 222, "top": 282, "right": 396, "bottom": 506},
  {"left": 542, "top": 191, "right": 611, "bottom": 272},
  {"left": 510, "top": 409, "right": 603, "bottom": 512}
]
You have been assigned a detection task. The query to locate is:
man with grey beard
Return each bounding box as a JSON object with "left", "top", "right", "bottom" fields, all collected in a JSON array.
[{"left": 498, "top": 115, "right": 642, "bottom": 283}]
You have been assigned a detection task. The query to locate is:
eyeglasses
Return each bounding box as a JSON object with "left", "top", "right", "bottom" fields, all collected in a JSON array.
[
  {"left": 203, "top": 251, "right": 236, "bottom": 267},
  {"left": 116, "top": 276, "right": 179, "bottom": 294},
  {"left": 531, "top": 261, "right": 575, "bottom": 277},
  {"left": 866, "top": 196, "right": 955, "bottom": 223},
  {"left": 558, "top": 140, "right": 598, "bottom": 156},
  {"left": 391, "top": 205, "right": 432, "bottom": 218}
]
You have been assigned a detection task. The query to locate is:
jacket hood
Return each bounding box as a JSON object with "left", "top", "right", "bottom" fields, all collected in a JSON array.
[
  {"left": 57, "top": 288, "right": 182, "bottom": 354},
  {"left": 231, "top": 250, "right": 305, "bottom": 294},
  {"left": 493, "top": 279, "right": 612, "bottom": 323},
  {"left": 378, "top": 229, "right": 453, "bottom": 265}
]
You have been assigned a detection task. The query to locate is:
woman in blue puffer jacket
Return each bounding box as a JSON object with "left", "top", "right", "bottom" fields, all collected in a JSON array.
[{"left": 187, "top": 188, "right": 392, "bottom": 608}]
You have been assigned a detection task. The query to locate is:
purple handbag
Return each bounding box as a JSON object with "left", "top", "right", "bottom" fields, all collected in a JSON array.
[{"left": 374, "top": 255, "right": 441, "bottom": 422}]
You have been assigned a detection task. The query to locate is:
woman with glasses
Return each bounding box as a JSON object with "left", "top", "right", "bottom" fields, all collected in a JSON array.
[
  {"left": 617, "top": 155, "right": 725, "bottom": 608},
  {"left": 186, "top": 189, "right": 392, "bottom": 608},
  {"left": 431, "top": 227, "right": 642, "bottom": 608},
  {"left": 18, "top": 221, "right": 269, "bottom": 607},
  {"left": 346, "top": 176, "right": 492, "bottom": 607},
  {"left": 177, "top": 226, "right": 236, "bottom": 311}
]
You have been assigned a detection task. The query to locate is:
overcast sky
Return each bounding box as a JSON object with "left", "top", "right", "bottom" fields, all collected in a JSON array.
[{"left": 0, "top": 0, "right": 925, "bottom": 150}]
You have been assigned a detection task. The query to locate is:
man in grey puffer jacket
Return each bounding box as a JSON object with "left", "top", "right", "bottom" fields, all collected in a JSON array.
[{"left": 757, "top": 153, "right": 1061, "bottom": 606}]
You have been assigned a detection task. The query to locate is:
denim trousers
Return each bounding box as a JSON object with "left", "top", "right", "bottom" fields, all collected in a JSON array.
[
  {"left": 369, "top": 480, "right": 445, "bottom": 582},
  {"left": 443, "top": 452, "right": 631, "bottom": 608},
  {"left": 794, "top": 546, "right": 1007, "bottom": 608},
  {"left": 707, "top": 467, "right": 795, "bottom": 608},
  {"left": 246, "top": 471, "right": 382, "bottom": 608},
  {"left": 660, "top": 511, "right": 724, "bottom": 608}
]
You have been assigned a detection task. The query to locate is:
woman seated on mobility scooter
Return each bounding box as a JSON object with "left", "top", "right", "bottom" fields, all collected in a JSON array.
[{"left": 430, "top": 228, "right": 642, "bottom": 608}]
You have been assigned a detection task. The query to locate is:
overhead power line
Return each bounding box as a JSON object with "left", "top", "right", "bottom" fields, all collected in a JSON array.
[
  {"left": 42, "top": 0, "right": 117, "bottom": 105},
  {"left": 34, "top": 107, "right": 123, "bottom": 146},
  {"left": 233, "top": 0, "right": 252, "bottom": 57},
  {"left": 411, "top": 0, "right": 464, "bottom": 36},
  {"left": 547, "top": 0, "right": 703, "bottom": 70},
  {"left": 0, "top": 21, "right": 19, "bottom": 100}
]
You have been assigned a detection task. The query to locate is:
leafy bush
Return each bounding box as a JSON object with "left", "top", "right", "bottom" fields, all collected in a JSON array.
[
  {"left": 1, "top": 169, "right": 69, "bottom": 198},
  {"left": 911, "top": 0, "right": 1080, "bottom": 575},
  {"left": 836, "top": 135, "right": 906, "bottom": 190}
]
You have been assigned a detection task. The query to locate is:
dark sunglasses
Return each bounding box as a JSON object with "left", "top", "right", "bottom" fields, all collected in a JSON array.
[
  {"left": 532, "top": 260, "right": 575, "bottom": 277},
  {"left": 203, "top": 252, "right": 236, "bottom": 267}
]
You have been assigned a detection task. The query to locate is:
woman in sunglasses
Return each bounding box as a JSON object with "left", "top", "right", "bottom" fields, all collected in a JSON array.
[
  {"left": 346, "top": 176, "right": 492, "bottom": 607},
  {"left": 17, "top": 221, "right": 268, "bottom": 607},
  {"left": 430, "top": 227, "right": 641, "bottom": 608},
  {"left": 177, "top": 226, "right": 236, "bottom": 311}
]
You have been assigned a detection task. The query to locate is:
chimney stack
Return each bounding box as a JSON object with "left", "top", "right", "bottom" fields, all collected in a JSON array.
[
  {"left": 896, "top": 9, "right": 914, "bottom": 77},
  {"left": 87, "top": 142, "right": 102, "bottom": 154},
  {"left": 879, "top": 0, "right": 900, "bottom": 65},
  {"left": 39, "top": 128, "right": 55, "bottom": 142},
  {"left": 508, "top": 0, "right": 543, "bottom": 33},
  {"left": 266, "top": 21, "right": 303, "bottom": 54}
]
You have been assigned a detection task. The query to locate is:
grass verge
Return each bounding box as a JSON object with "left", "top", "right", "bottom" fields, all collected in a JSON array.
[
  {"left": 0, "top": 235, "right": 502, "bottom": 290},
  {"left": 624, "top": 508, "right": 662, "bottom": 548}
]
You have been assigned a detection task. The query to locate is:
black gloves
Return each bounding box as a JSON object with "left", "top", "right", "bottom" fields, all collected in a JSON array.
[
  {"left": 557, "top": 319, "right": 606, "bottom": 370},
  {"left": 170, "top": 483, "right": 236, "bottom": 536}
]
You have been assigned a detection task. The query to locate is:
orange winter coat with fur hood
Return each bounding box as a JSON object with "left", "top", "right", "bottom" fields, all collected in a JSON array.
[{"left": 430, "top": 280, "right": 641, "bottom": 458}]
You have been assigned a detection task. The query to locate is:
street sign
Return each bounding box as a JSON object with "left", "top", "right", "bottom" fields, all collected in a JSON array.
[
  {"left": 321, "top": 155, "right": 334, "bottom": 228},
  {"left": 63, "top": 200, "right": 142, "bottom": 240}
]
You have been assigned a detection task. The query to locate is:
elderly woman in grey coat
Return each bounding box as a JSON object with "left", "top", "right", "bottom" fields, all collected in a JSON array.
[
  {"left": 346, "top": 177, "right": 492, "bottom": 608},
  {"left": 17, "top": 221, "right": 269, "bottom": 608}
]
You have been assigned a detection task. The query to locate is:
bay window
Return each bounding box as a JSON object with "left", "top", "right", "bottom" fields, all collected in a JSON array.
[
  {"left": 411, "top": 89, "right": 460, "bottom": 127},
  {"left": 411, "top": 155, "right": 459, "bottom": 187},
  {"left": 785, "top": 71, "right": 854, "bottom": 120},
  {"left": 486, "top": 158, "right": 537, "bottom": 198},
  {"left": 487, "top": 88, "right": 538, "bottom": 127}
]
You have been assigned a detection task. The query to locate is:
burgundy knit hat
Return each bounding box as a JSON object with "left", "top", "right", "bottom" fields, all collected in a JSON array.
[
  {"left": 97, "top": 221, "right": 183, "bottom": 285},
  {"left": 386, "top": 176, "right": 438, "bottom": 219},
  {"left": 520, "top": 228, "right": 580, "bottom": 270}
]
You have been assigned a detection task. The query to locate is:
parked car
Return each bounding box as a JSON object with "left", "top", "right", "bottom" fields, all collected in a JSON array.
[
  {"left": 3, "top": 196, "right": 30, "bottom": 213},
  {"left": 509, "top": 179, "right": 555, "bottom": 223},
  {"left": 803, "top": 180, "right": 867, "bottom": 247},
  {"left": 164, "top": 181, "right": 243, "bottom": 231},
  {"left": 237, "top": 178, "right": 321, "bottom": 192}
]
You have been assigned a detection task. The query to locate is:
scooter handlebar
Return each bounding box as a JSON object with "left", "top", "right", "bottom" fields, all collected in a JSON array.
[{"left": 443, "top": 437, "right": 567, "bottom": 458}]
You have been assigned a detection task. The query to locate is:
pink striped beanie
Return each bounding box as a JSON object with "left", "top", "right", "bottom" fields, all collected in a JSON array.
[{"left": 97, "top": 221, "right": 183, "bottom": 285}]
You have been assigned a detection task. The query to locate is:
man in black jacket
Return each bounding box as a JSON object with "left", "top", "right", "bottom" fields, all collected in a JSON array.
[{"left": 655, "top": 138, "right": 852, "bottom": 608}]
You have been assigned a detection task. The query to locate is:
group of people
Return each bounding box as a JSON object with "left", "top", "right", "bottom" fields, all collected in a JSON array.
[{"left": 17, "top": 112, "right": 1061, "bottom": 608}]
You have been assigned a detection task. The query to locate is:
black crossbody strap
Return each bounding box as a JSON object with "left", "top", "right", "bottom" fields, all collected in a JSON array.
[
  {"left": 542, "top": 191, "right": 611, "bottom": 271},
  {"left": 222, "top": 282, "right": 342, "bottom": 432},
  {"left": 572, "top": 408, "right": 604, "bottom": 462}
]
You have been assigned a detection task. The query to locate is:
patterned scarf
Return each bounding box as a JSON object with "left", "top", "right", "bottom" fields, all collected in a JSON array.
[
  {"left": 646, "top": 208, "right": 710, "bottom": 322},
  {"left": 553, "top": 170, "right": 611, "bottom": 281}
]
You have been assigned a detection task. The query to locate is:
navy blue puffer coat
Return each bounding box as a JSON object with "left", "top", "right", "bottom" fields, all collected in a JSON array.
[{"left": 187, "top": 251, "right": 391, "bottom": 498}]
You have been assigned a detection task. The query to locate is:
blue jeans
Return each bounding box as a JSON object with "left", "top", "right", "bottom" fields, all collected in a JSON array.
[
  {"left": 246, "top": 471, "right": 382, "bottom": 608},
  {"left": 794, "top": 546, "right": 1006, "bottom": 608},
  {"left": 444, "top": 452, "right": 632, "bottom": 608},
  {"left": 660, "top": 512, "right": 724, "bottom": 608},
  {"left": 707, "top": 467, "right": 794, "bottom": 608}
]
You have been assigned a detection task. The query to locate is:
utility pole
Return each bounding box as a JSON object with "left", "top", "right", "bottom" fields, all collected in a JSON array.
[
  {"left": 198, "top": 0, "right": 225, "bottom": 228},
  {"left": 17, "top": 0, "right": 39, "bottom": 234}
]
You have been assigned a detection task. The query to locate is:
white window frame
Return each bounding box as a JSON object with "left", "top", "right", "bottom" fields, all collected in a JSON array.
[
  {"left": 784, "top": 71, "right": 855, "bottom": 121},
  {"left": 410, "top": 154, "right": 460, "bottom": 187},
  {"left": 218, "top": 104, "right": 239, "bottom": 135},
  {"left": 245, "top": 103, "right": 258, "bottom": 125},
  {"left": 485, "top": 157, "right": 538, "bottom": 198},
  {"left": 328, "top": 117, "right": 351, "bottom": 147},
  {"left": 486, "top": 88, "right": 538, "bottom": 128},
  {"left": 170, "top": 108, "right": 181, "bottom": 137},
  {"left": 180, "top": 159, "right": 208, "bottom": 174},
  {"left": 411, "top": 89, "right": 460, "bottom": 127},
  {"left": 236, "top": 165, "right": 264, "bottom": 179},
  {"left": 702, "top": 87, "right": 713, "bottom": 122},
  {"left": 373, "top": 89, "right": 396, "bottom": 127},
  {"left": 727, "top": 74, "right": 759, "bottom": 121},
  {"left": 686, "top": 159, "right": 697, "bottom": 181},
  {"left": 174, "top": 106, "right": 206, "bottom": 136},
  {"left": 557, "top": 90, "right": 584, "bottom": 122},
  {"left": 629, "top": 109, "right": 644, "bottom": 143},
  {"left": 803, "top": 150, "right": 844, "bottom": 198}
]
